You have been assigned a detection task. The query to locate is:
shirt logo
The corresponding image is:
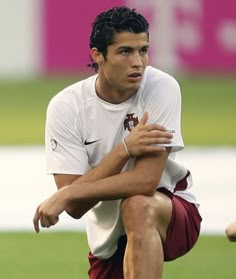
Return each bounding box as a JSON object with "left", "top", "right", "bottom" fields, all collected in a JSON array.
[
  {"left": 167, "top": 129, "right": 176, "bottom": 133},
  {"left": 50, "top": 139, "right": 57, "bottom": 151},
  {"left": 84, "top": 139, "right": 101, "bottom": 145},
  {"left": 124, "top": 113, "right": 139, "bottom": 132}
]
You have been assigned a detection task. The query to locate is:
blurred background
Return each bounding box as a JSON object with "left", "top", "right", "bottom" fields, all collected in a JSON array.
[{"left": 0, "top": 0, "right": 236, "bottom": 278}]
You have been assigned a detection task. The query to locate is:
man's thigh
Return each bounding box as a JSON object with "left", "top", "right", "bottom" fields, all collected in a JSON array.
[{"left": 161, "top": 192, "right": 202, "bottom": 261}]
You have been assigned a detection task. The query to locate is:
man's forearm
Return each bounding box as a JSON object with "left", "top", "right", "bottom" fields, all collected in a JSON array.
[
  {"left": 62, "top": 121, "right": 171, "bottom": 217},
  {"left": 67, "top": 170, "right": 153, "bottom": 202},
  {"left": 64, "top": 141, "right": 129, "bottom": 218},
  {"left": 76, "top": 141, "right": 129, "bottom": 183},
  {"left": 64, "top": 150, "right": 169, "bottom": 204},
  {"left": 69, "top": 114, "right": 171, "bottom": 185}
]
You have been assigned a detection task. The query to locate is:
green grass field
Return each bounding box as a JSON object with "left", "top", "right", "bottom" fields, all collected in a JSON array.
[
  {"left": 0, "top": 232, "right": 235, "bottom": 279},
  {"left": 0, "top": 74, "right": 236, "bottom": 145}
]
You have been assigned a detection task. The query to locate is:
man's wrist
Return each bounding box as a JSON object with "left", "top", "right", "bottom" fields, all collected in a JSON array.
[
  {"left": 117, "top": 141, "right": 131, "bottom": 160},
  {"left": 122, "top": 138, "right": 131, "bottom": 158},
  {"left": 60, "top": 185, "right": 73, "bottom": 205}
]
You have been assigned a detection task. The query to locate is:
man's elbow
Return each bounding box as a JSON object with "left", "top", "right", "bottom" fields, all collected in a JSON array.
[
  {"left": 141, "top": 177, "right": 159, "bottom": 196},
  {"left": 65, "top": 207, "right": 83, "bottom": 219}
]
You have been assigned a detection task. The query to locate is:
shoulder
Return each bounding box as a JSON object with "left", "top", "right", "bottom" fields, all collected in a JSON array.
[
  {"left": 143, "top": 66, "right": 180, "bottom": 90},
  {"left": 141, "top": 66, "right": 181, "bottom": 102},
  {"left": 47, "top": 74, "right": 97, "bottom": 114}
]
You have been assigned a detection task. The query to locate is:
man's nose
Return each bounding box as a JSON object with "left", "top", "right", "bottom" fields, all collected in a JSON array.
[{"left": 131, "top": 52, "right": 143, "bottom": 67}]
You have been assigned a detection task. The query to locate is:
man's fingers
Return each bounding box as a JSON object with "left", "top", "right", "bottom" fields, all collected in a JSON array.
[
  {"left": 153, "top": 131, "right": 173, "bottom": 139},
  {"left": 153, "top": 137, "right": 172, "bottom": 143},
  {"left": 47, "top": 215, "right": 59, "bottom": 226},
  {"left": 139, "top": 112, "right": 148, "bottom": 125},
  {"left": 142, "top": 145, "right": 168, "bottom": 153},
  {"left": 40, "top": 212, "right": 59, "bottom": 228},
  {"left": 141, "top": 137, "right": 172, "bottom": 145},
  {"left": 40, "top": 215, "right": 50, "bottom": 228},
  {"left": 142, "top": 130, "right": 173, "bottom": 140},
  {"left": 33, "top": 206, "right": 59, "bottom": 233},
  {"left": 52, "top": 216, "right": 59, "bottom": 225},
  {"left": 145, "top": 123, "right": 167, "bottom": 132}
]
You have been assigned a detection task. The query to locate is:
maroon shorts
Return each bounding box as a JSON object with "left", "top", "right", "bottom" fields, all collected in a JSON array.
[{"left": 88, "top": 190, "right": 202, "bottom": 279}]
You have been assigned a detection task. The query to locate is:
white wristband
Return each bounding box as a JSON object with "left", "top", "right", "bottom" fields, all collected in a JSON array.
[{"left": 122, "top": 138, "right": 131, "bottom": 159}]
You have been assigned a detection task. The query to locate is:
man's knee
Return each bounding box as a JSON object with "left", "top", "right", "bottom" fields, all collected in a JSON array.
[
  {"left": 120, "top": 195, "right": 157, "bottom": 231},
  {"left": 120, "top": 193, "right": 172, "bottom": 240},
  {"left": 121, "top": 194, "right": 152, "bottom": 215},
  {"left": 121, "top": 193, "right": 171, "bottom": 217}
]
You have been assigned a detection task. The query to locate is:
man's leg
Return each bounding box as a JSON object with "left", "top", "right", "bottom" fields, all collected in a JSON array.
[{"left": 120, "top": 192, "right": 172, "bottom": 279}]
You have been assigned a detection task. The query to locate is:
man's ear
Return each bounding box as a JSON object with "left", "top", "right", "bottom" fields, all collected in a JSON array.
[{"left": 91, "top": 48, "right": 104, "bottom": 65}]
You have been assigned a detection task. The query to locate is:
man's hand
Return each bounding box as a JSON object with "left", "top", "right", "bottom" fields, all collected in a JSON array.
[
  {"left": 33, "top": 187, "right": 69, "bottom": 233},
  {"left": 125, "top": 112, "right": 173, "bottom": 157}
]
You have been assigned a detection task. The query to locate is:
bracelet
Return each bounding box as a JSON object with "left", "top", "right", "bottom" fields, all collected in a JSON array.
[{"left": 122, "top": 138, "right": 131, "bottom": 159}]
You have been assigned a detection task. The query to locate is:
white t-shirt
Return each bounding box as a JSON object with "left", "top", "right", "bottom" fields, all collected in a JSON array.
[{"left": 45, "top": 66, "right": 199, "bottom": 259}]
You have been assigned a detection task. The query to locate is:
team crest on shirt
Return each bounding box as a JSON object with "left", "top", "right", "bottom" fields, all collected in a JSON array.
[{"left": 124, "top": 113, "right": 139, "bottom": 132}]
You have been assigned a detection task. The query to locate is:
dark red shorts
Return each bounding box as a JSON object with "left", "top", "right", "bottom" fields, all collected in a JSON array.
[{"left": 88, "top": 191, "right": 202, "bottom": 279}]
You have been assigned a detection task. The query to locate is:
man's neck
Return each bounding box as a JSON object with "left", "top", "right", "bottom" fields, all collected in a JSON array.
[{"left": 95, "top": 78, "right": 138, "bottom": 104}]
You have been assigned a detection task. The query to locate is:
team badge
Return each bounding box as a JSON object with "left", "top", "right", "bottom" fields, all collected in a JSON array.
[{"left": 124, "top": 113, "right": 139, "bottom": 132}]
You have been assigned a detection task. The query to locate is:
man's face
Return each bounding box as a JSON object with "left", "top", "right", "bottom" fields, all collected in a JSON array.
[{"left": 98, "top": 31, "right": 149, "bottom": 94}]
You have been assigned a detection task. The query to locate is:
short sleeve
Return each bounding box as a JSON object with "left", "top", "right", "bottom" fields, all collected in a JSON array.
[
  {"left": 45, "top": 95, "right": 90, "bottom": 175},
  {"left": 146, "top": 75, "right": 184, "bottom": 152}
]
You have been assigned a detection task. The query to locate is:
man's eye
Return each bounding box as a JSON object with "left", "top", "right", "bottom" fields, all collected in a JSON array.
[
  {"left": 140, "top": 48, "right": 148, "bottom": 54},
  {"left": 121, "top": 49, "right": 130, "bottom": 55}
]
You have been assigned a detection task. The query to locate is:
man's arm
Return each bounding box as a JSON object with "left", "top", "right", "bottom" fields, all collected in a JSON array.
[
  {"left": 33, "top": 146, "right": 170, "bottom": 232},
  {"left": 67, "top": 148, "right": 170, "bottom": 201},
  {"left": 53, "top": 140, "right": 130, "bottom": 219},
  {"left": 53, "top": 112, "right": 172, "bottom": 218},
  {"left": 33, "top": 114, "right": 173, "bottom": 232}
]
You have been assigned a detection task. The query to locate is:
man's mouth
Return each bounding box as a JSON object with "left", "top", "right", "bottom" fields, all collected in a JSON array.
[
  {"left": 128, "top": 72, "right": 142, "bottom": 81},
  {"left": 128, "top": 72, "right": 142, "bottom": 77}
]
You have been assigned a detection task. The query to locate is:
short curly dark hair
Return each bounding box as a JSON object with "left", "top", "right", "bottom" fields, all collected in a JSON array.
[{"left": 88, "top": 6, "right": 149, "bottom": 71}]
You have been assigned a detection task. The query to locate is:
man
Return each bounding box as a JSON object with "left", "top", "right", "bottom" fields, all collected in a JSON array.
[{"left": 33, "top": 6, "right": 202, "bottom": 279}]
